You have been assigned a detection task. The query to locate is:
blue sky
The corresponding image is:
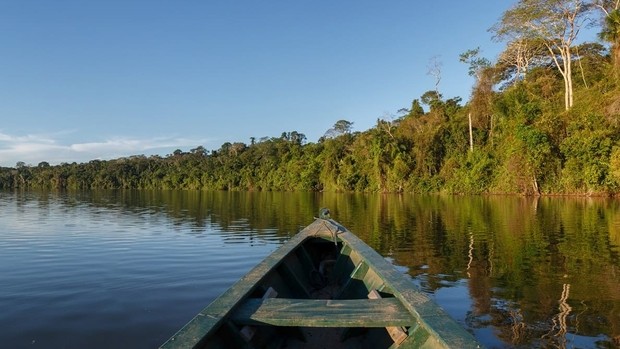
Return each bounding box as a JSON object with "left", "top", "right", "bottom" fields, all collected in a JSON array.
[{"left": 0, "top": 0, "right": 517, "bottom": 167}]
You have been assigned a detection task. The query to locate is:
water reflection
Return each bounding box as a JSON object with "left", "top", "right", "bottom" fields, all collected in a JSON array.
[
  {"left": 319, "top": 194, "right": 618, "bottom": 348},
  {"left": 1, "top": 190, "right": 619, "bottom": 348}
]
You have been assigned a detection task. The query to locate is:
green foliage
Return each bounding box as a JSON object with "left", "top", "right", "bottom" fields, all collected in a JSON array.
[
  {"left": 559, "top": 115, "right": 617, "bottom": 193},
  {"left": 599, "top": 9, "right": 620, "bottom": 45},
  {"left": 408, "top": 99, "right": 425, "bottom": 118},
  {"left": 608, "top": 146, "right": 620, "bottom": 188},
  {"left": 443, "top": 151, "right": 496, "bottom": 194},
  {"left": 459, "top": 47, "right": 491, "bottom": 78},
  {"left": 3, "top": 5, "right": 620, "bottom": 195}
]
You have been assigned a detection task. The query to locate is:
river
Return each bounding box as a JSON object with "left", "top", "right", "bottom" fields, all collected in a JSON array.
[{"left": 0, "top": 190, "right": 618, "bottom": 348}]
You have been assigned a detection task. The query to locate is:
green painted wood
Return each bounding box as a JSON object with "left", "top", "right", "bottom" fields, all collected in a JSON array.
[
  {"left": 231, "top": 298, "right": 416, "bottom": 328},
  {"left": 329, "top": 244, "right": 353, "bottom": 283},
  {"left": 160, "top": 218, "right": 481, "bottom": 349},
  {"left": 347, "top": 249, "right": 364, "bottom": 272},
  {"left": 277, "top": 261, "right": 312, "bottom": 298},
  {"left": 159, "top": 226, "right": 318, "bottom": 349},
  {"left": 335, "top": 262, "right": 369, "bottom": 299},
  {"left": 296, "top": 245, "right": 317, "bottom": 275},
  {"left": 332, "top": 226, "right": 481, "bottom": 349},
  {"left": 222, "top": 321, "right": 253, "bottom": 349},
  {"left": 389, "top": 323, "right": 431, "bottom": 349},
  {"left": 362, "top": 267, "right": 386, "bottom": 293}
]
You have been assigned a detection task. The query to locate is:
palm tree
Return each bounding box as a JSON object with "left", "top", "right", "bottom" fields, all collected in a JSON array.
[{"left": 599, "top": 9, "right": 620, "bottom": 71}]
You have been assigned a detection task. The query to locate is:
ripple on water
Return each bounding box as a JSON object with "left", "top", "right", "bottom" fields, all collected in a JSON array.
[{"left": 0, "top": 193, "right": 283, "bottom": 349}]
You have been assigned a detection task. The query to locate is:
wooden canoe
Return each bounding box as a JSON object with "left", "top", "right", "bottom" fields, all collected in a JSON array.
[{"left": 160, "top": 218, "right": 481, "bottom": 349}]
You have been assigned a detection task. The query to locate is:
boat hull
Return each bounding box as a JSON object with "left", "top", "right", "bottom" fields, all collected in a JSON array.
[{"left": 160, "top": 219, "right": 480, "bottom": 348}]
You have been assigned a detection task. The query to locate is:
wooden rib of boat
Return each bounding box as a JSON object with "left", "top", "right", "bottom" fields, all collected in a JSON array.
[{"left": 160, "top": 217, "right": 481, "bottom": 349}]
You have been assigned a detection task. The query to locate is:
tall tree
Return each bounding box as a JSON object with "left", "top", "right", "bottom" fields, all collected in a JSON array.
[
  {"left": 427, "top": 56, "right": 443, "bottom": 96},
  {"left": 492, "top": 0, "right": 591, "bottom": 110},
  {"left": 333, "top": 120, "right": 354, "bottom": 134},
  {"left": 409, "top": 99, "right": 425, "bottom": 117},
  {"left": 459, "top": 47, "right": 492, "bottom": 80},
  {"left": 460, "top": 47, "right": 493, "bottom": 150},
  {"left": 420, "top": 90, "right": 443, "bottom": 112},
  {"left": 496, "top": 38, "right": 547, "bottom": 83},
  {"left": 594, "top": 0, "right": 620, "bottom": 69}
]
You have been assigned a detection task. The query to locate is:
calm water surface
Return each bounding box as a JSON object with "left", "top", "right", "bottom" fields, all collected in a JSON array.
[{"left": 0, "top": 191, "right": 618, "bottom": 348}]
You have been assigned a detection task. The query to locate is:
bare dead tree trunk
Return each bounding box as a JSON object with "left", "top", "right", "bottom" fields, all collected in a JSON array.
[
  {"left": 566, "top": 48, "right": 574, "bottom": 108},
  {"left": 468, "top": 113, "right": 474, "bottom": 152},
  {"left": 547, "top": 43, "right": 573, "bottom": 111},
  {"left": 490, "top": 114, "right": 494, "bottom": 147},
  {"left": 575, "top": 45, "right": 589, "bottom": 88}
]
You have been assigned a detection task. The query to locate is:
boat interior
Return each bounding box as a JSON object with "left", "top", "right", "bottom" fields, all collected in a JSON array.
[{"left": 205, "top": 235, "right": 420, "bottom": 349}]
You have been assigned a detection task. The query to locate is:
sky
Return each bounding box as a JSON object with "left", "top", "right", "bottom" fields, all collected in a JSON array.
[{"left": 0, "top": 0, "right": 518, "bottom": 167}]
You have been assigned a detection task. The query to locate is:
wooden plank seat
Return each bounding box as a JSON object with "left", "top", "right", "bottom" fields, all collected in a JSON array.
[{"left": 231, "top": 297, "right": 416, "bottom": 328}]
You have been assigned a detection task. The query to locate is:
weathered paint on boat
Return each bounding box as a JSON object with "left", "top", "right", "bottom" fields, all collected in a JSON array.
[{"left": 160, "top": 218, "right": 481, "bottom": 348}]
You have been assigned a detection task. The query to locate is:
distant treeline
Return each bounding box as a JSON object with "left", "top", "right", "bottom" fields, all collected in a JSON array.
[
  {"left": 0, "top": 70, "right": 617, "bottom": 196},
  {"left": 3, "top": 1, "right": 620, "bottom": 195}
]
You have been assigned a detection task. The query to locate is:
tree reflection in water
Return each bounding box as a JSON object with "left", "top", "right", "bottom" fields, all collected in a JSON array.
[{"left": 38, "top": 190, "right": 620, "bottom": 348}]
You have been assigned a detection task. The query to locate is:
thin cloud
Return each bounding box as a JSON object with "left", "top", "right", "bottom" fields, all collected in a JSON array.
[
  {"left": 0, "top": 130, "right": 211, "bottom": 167},
  {"left": 69, "top": 137, "right": 205, "bottom": 153},
  {"left": 0, "top": 132, "right": 55, "bottom": 144}
]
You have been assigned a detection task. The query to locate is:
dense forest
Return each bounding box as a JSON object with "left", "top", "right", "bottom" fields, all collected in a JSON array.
[{"left": 3, "top": 0, "right": 620, "bottom": 195}]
